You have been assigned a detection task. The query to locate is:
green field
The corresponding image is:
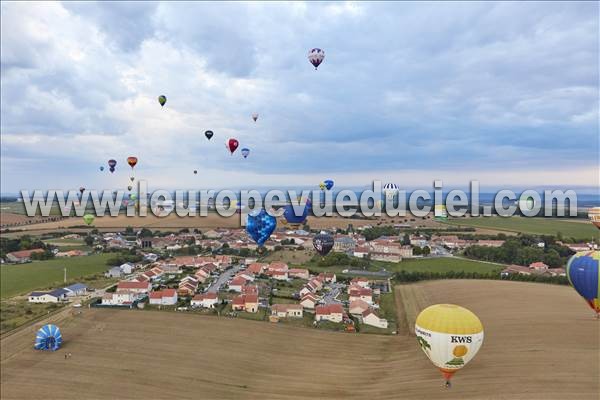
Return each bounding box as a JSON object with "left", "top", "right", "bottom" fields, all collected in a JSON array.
[
  {"left": 0, "top": 253, "right": 113, "bottom": 298},
  {"left": 305, "top": 257, "right": 501, "bottom": 276},
  {"left": 445, "top": 217, "right": 595, "bottom": 240}
]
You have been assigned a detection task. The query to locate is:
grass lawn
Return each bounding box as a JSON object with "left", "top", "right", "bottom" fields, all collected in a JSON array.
[
  {"left": 444, "top": 216, "right": 595, "bottom": 240},
  {"left": 271, "top": 278, "right": 305, "bottom": 298},
  {"left": 1, "top": 253, "right": 113, "bottom": 298},
  {"left": 305, "top": 257, "right": 501, "bottom": 277},
  {"left": 0, "top": 299, "right": 66, "bottom": 335}
]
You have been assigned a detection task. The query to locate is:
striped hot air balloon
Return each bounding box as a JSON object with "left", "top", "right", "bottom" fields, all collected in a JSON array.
[
  {"left": 415, "top": 304, "right": 484, "bottom": 388},
  {"left": 566, "top": 251, "right": 600, "bottom": 317}
]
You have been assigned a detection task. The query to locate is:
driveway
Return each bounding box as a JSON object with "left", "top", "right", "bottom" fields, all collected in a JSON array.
[{"left": 206, "top": 265, "right": 242, "bottom": 293}]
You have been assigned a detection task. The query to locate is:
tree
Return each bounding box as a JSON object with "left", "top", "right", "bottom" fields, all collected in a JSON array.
[
  {"left": 422, "top": 246, "right": 431, "bottom": 256},
  {"left": 402, "top": 233, "right": 411, "bottom": 246},
  {"left": 139, "top": 228, "right": 153, "bottom": 238},
  {"left": 124, "top": 226, "right": 134, "bottom": 235}
]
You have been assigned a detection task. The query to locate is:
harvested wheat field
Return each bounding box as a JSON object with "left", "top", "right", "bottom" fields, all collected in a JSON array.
[{"left": 2, "top": 280, "right": 598, "bottom": 400}]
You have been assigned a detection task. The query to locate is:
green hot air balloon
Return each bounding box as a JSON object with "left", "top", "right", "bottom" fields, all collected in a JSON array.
[
  {"left": 158, "top": 95, "right": 167, "bottom": 107},
  {"left": 83, "top": 214, "right": 95, "bottom": 226}
]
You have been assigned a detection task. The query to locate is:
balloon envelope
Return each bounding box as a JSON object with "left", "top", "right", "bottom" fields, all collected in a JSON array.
[
  {"left": 226, "top": 138, "right": 239, "bottom": 154},
  {"left": 127, "top": 157, "right": 138, "bottom": 168},
  {"left": 205, "top": 130, "right": 214, "bottom": 140},
  {"left": 308, "top": 48, "right": 325, "bottom": 69},
  {"left": 158, "top": 95, "right": 167, "bottom": 107},
  {"left": 252, "top": 113, "right": 258, "bottom": 122},
  {"left": 415, "top": 304, "right": 484, "bottom": 384},
  {"left": 313, "top": 232, "right": 334, "bottom": 256},
  {"left": 108, "top": 159, "right": 117, "bottom": 168},
  {"left": 566, "top": 251, "right": 600, "bottom": 315},
  {"left": 241, "top": 148, "right": 250, "bottom": 158},
  {"left": 283, "top": 202, "right": 309, "bottom": 225},
  {"left": 34, "top": 324, "right": 62, "bottom": 351},
  {"left": 83, "top": 214, "right": 94, "bottom": 226},
  {"left": 246, "top": 209, "right": 276, "bottom": 246},
  {"left": 324, "top": 180, "right": 334, "bottom": 190},
  {"left": 99, "top": 166, "right": 104, "bottom": 171}
]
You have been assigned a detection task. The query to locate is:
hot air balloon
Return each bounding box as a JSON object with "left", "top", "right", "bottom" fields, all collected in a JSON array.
[
  {"left": 588, "top": 207, "right": 600, "bottom": 230},
  {"left": 246, "top": 209, "right": 277, "bottom": 247},
  {"left": 252, "top": 113, "right": 259, "bottom": 122},
  {"left": 283, "top": 201, "right": 309, "bottom": 225},
  {"left": 34, "top": 324, "right": 62, "bottom": 351},
  {"left": 99, "top": 166, "right": 104, "bottom": 171},
  {"left": 308, "top": 48, "right": 325, "bottom": 70},
  {"left": 127, "top": 156, "right": 138, "bottom": 169},
  {"left": 566, "top": 251, "right": 600, "bottom": 317},
  {"left": 79, "top": 187, "right": 85, "bottom": 195},
  {"left": 158, "top": 95, "right": 167, "bottom": 107},
  {"left": 319, "top": 182, "right": 326, "bottom": 191},
  {"left": 130, "top": 177, "right": 135, "bottom": 182},
  {"left": 226, "top": 138, "right": 239, "bottom": 154},
  {"left": 130, "top": 194, "right": 137, "bottom": 201},
  {"left": 83, "top": 214, "right": 94, "bottom": 226},
  {"left": 193, "top": 170, "right": 198, "bottom": 175},
  {"left": 324, "top": 180, "right": 334, "bottom": 190},
  {"left": 383, "top": 183, "right": 399, "bottom": 202},
  {"left": 205, "top": 130, "right": 214, "bottom": 140},
  {"left": 434, "top": 205, "right": 448, "bottom": 221},
  {"left": 313, "top": 232, "right": 334, "bottom": 256},
  {"left": 108, "top": 159, "right": 117, "bottom": 173},
  {"left": 127, "top": 185, "right": 132, "bottom": 191},
  {"left": 415, "top": 304, "right": 484, "bottom": 388},
  {"left": 241, "top": 148, "right": 250, "bottom": 159}
]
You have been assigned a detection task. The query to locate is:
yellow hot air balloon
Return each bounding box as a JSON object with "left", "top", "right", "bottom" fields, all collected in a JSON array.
[
  {"left": 588, "top": 207, "right": 600, "bottom": 230},
  {"left": 415, "top": 304, "right": 484, "bottom": 388}
]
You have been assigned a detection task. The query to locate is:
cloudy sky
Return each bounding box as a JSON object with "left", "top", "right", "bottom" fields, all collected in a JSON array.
[{"left": 1, "top": 1, "right": 598, "bottom": 193}]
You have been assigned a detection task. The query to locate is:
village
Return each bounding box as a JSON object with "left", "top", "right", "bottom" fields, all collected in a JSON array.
[{"left": 14, "top": 222, "right": 593, "bottom": 335}]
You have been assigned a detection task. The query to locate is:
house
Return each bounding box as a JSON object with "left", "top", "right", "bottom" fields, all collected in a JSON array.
[
  {"left": 477, "top": 240, "right": 505, "bottom": 248},
  {"left": 178, "top": 282, "right": 197, "bottom": 296},
  {"left": 105, "top": 266, "right": 123, "bottom": 278},
  {"left": 300, "top": 293, "right": 318, "bottom": 309},
  {"left": 409, "top": 235, "right": 428, "bottom": 247},
  {"left": 236, "top": 271, "right": 255, "bottom": 282},
  {"left": 64, "top": 283, "right": 88, "bottom": 297},
  {"left": 353, "top": 246, "right": 370, "bottom": 258},
  {"left": 267, "top": 262, "right": 289, "bottom": 273},
  {"left": 232, "top": 294, "right": 259, "bottom": 313},
  {"left": 229, "top": 276, "right": 248, "bottom": 292},
  {"left": 102, "top": 290, "right": 137, "bottom": 306},
  {"left": 241, "top": 285, "right": 259, "bottom": 295},
  {"left": 299, "top": 286, "right": 313, "bottom": 297},
  {"left": 119, "top": 263, "right": 135, "bottom": 274},
  {"left": 270, "top": 270, "right": 288, "bottom": 281},
  {"left": 317, "top": 272, "right": 336, "bottom": 283},
  {"left": 500, "top": 265, "right": 532, "bottom": 277},
  {"left": 529, "top": 262, "right": 549, "bottom": 272},
  {"left": 148, "top": 289, "right": 178, "bottom": 306},
  {"left": 271, "top": 304, "right": 303, "bottom": 318},
  {"left": 117, "top": 281, "right": 151, "bottom": 294},
  {"left": 333, "top": 235, "right": 355, "bottom": 253},
  {"left": 247, "top": 263, "right": 268, "bottom": 275},
  {"left": 191, "top": 292, "right": 219, "bottom": 308},
  {"left": 315, "top": 304, "right": 344, "bottom": 323},
  {"left": 6, "top": 248, "right": 45, "bottom": 263},
  {"left": 28, "top": 289, "right": 69, "bottom": 303},
  {"left": 361, "top": 309, "right": 388, "bottom": 329},
  {"left": 350, "top": 277, "right": 370, "bottom": 288},
  {"left": 349, "top": 287, "right": 373, "bottom": 304},
  {"left": 349, "top": 299, "right": 371, "bottom": 316},
  {"left": 159, "top": 263, "right": 182, "bottom": 274},
  {"left": 289, "top": 268, "right": 310, "bottom": 280}
]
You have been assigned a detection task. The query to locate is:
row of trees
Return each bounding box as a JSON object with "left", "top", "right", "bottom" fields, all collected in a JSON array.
[
  {"left": 393, "top": 270, "right": 569, "bottom": 285},
  {"left": 463, "top": 235, "right": 574, "bottom": 267}
]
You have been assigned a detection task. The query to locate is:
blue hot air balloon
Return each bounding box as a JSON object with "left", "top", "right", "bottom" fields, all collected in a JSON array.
[
  {"left": 34, "top": 324, "right": 63, "bottom": 351},
  {"left": 566, "top": 251, "right": 599, "bottom": 317},
  {"left": 99, "top": 166, "right": 104, "bottom": 171},
  {"left": 283, "top": 199, "right": 310, "bottom": 225},
  {"left": 324, "top": 179, "right": 334, "bottom": 190},
  {"left": 246, "top": 209, "right": 276, "bottom": 247},
  {"left": 241, "top": 148, "right": 250, "bottom": 159}
]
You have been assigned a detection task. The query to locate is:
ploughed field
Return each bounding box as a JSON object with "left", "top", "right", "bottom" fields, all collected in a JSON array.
[{"left": 1, "top": 280, "right": 598, "bottom": 399}]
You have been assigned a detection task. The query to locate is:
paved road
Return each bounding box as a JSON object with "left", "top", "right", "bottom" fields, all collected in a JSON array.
[
  {"left": 322, "top": 282, "right": 345, "bottom": 305},
  {"left": 206, "top": 265, "right": 242, "bottom": 293}
]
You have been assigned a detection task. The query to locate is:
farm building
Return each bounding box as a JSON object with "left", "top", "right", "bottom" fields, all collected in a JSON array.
[
  {"left": 28, "top": 289, "right": 69, "bottom": 303},
  {"left": 64, "top": 283, "right": 88, "bottom": 297}
]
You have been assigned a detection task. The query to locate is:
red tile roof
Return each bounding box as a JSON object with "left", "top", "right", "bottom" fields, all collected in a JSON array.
[
  {"left": 315, "top": 304, "right": 344, "bottom": 315},
  {"left": 117, "top": 281, "right": 150, "bottom": 290}
]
